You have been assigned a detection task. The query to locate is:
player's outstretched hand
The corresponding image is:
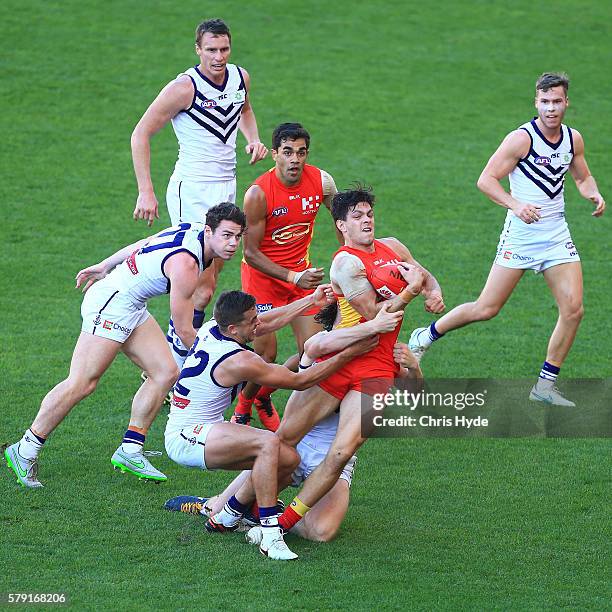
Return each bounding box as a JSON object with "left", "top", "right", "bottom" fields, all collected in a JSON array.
[
  {"left": 245, "top": 141, "right": 268, "bottom": 165},
  {"left": 312, "top": 283, "right": 335, "bottom": 308},
  {"left": 512, "top": 201, "right": 541, "bottom": 224},
  {"left": 590, "top": 193, "right": 606, "bottom": 217},
  {"left": 397, "top": 263, "right": 425, "bottom": 295},
  {"left": 75, "top": 263, "right": 107, "bottom": 293},
  {"left": 344, "top": 335, "right": 379, "bottom": 357},
  {"left": 372, "top": 303, "right": 403, "bottom": 333},
  {"left": 393, "top": 342, "right": 419, "bottom": 370},
  {"left": 133, "top": 191, "right": 159, "bottom": 227},
  {"left": 297, "top": 267, "right": 325, "bottom": 289},
  {"left": 424, "top": 291, "right": 445, "bottom": 314}
]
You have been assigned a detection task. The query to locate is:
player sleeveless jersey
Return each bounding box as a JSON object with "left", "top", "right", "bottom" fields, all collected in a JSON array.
[
  {"left": 108, "top": 222, "right": 206, "bottom": 304},
  {"left": 251, "top": 164, "right": 324, "bottom": 270},
  {"left": 165, "top": 320, "right": 249, "bottom": 434},
  {"left": 332, "top": 239, "right": 403, "bottom": 372},
  {"left": 171, "top": 64, "right": 246, "bottom": 181},
  {"left": 166, "top": 319, "right": 251, "bottom": 435},
  {"left": 508, "top": 119, "right": 574, "bottom": 221}
]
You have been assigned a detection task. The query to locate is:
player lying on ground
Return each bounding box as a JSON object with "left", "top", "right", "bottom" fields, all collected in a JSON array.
[
  {"left": 163, "top": 288, "right": 386, "bottom": 560},
  {"left": 165, "top": 306, "right": 421, "bottom": 543},
  {"left": 409, "top": 72, "right": 605, "bottom": 406},
  {"left": 203, "top": 185, "right": 443, "bottom": 547},
  {"left": 233, "top": 122, "right": 340, "bottom": 430},
  {"left": 4, "top": 203, "right": 245, "bottom": 488}
]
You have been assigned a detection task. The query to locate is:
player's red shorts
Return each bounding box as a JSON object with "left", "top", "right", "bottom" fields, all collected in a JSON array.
[
  {"left": 241, "top": 262, "right": 318, "bottom": 316},
  {"left": 317, "top": 353, "right": 397, "bottom": 401}
]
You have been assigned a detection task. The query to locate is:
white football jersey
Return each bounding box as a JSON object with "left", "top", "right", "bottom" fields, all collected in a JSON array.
[
  {"left": 171, "top": 64, "right": 246, "bottom": 182},
  {"left": 165, "top": 319, "right": 249, "bottom": 434},
  {"left": 508, "top": 119, "right": 574, "bottom": 221},
  {"left": 107, "top": 222, "right": 206, "bottom": 304}
]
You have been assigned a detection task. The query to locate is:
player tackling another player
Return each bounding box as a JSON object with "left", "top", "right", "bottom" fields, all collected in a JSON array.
[
  {"left": 409, "top": 72, "right": 605, "bottom": 405},
  {"left": 5, "top": 204, "right": 245, "bottom": 488}
]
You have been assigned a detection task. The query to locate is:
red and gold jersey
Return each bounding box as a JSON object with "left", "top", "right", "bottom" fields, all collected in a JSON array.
[
  {"left": 333, "top": 239, "right": 404, "bottom": 373},
  {"left": 254, "top": 164, "right": 324, "bottom": 271}
]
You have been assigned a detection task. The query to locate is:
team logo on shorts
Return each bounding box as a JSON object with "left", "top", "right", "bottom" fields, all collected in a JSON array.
[
  {"left": 103, "top": 320, "right": 113, "bottom": 330},
  {"left": 534, "top": 156, "right": 551, "bottom": 166},
  {"left": 503, "top": 250, "right": 512, "bottom": 260},
  {"left": 193, "top": 424, "right": 203, "bottom": 434},
  {"left": 93, "top": 315, "right": 101, "bottom": 326},
  {"left": 187, "top": 436, "right": 197, "bottom": 446},
  {"left": 565, "top": 241, "right": 575, "bottom": 250}
]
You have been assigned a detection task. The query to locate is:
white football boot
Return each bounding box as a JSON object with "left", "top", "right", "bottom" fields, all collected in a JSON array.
[
  {"left": 408, "top": 327, "right": 432, "bottom": 363},
  {"left": 245, "top": 525, "right": 264, "bottom": 545},
  {"left": 4, "top": 442, "right": 43, "bottom": 488},
  {"left": 259, "top": 527, "right": 298, "bottom": 561},
  {"left": 529, "top": 383, "right": 576, "bottom": 407},
  {"left": 111, "top": 447, "right": 167, "bottom": 482}
]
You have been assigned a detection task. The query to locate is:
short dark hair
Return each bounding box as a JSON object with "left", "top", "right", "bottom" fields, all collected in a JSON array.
[
  {"left": 205, "top": 202, "right": 246, "bottom": 232},
  {"left": 314, "top": 302, "right": 338, "bottom": 332},
  {"left": 214, "top": 291, "right": 257, "bottom": 330},
  {"left": 536, "top": 72, "right": 569, "bottom": 96},
  {"left": 272, "top": 123, "right": 310, "bottom": 150},
  {"left": 196, "top": 19, "right": 231, "bottom": 46},
  {"left": 331, "top": 184, "right": 376, "bottom": 222}
]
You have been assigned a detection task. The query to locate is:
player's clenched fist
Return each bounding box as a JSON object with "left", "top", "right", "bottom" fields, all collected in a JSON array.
[
  {"left": 424, "top": 290, "right": 445, "bottom": 314},
  {"left": 397, "top": 263, "right": 425, "bottom": 295}
]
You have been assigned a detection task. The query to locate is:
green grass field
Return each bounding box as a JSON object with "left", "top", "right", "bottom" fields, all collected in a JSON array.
[{"left": 1, "top": 1, "right": 611, "bottom": 609}]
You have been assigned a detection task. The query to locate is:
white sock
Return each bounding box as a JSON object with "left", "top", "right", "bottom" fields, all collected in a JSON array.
[
  {"left": 214, "top": 506, "right": 242, "bottom": 528},
  {"left": 19, "top": 429, "right": 45, "bottom": 460}
]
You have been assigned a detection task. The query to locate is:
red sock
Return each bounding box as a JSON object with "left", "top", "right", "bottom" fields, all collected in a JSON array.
[
  {"left": 278, "top": 505, "right": 302, "bottom": 532},
  {"left": 234, "top": 392, "right": 254, "bottom": 416},
  {"left": 249, "top": 502, "right": 259, "bottom": 520},
  {"left": 255, "top": 386, "right": 275, "bottom": 400}
]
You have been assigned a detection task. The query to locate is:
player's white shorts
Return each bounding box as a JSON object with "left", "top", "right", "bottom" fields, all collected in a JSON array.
[
  {"left": 494, "top": 215, "right": 580, "bottom": 273},
  {"left": 81, "top": 282, "right": 149, "bottom": 343},
  {"left": 164, "top": 423, "right": 218, "bottom": 470},
  {"left": 291, "top": 436, "right": 357, "bottom": 488},
  {"left": 166, "top": 175, "right": 236, "bottom": 226}
]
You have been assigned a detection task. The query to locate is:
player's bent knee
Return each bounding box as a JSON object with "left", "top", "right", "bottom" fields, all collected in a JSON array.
[
  {"left": 279, "top": 444, "right": 300, "bottom": 470},
  {"left": 308, "top": 523, "right": 339, "bottom": 543},
  {"left": 562, "top": 303, "right": 584, "bottom": 323},
  {"left": 474, "top": 302, "right": 501, "bottom": 321}
]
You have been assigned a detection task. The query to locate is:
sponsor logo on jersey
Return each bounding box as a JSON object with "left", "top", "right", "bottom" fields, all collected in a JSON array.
[
  {"left": 171, "top": 395, "right": 190, "bottom": 409},
  {"left": 534, "top": 156, "right": 551, "bottom": 166},
  {"left": 561, "top": 153, "right": 572, "bottom": 165},
  {"left": 377, "top": 285, "right": 396, "bottom": 299},
  {"left": 232, "top": 90, "right": 245, "bottom": 104},
  {"left": 103, "top": 320, "right": 132, "bottom": 335},
  {"left": 374, "top": 259, "right": 402, "bottom": 266},
  {"left": 126, "top": 251, "right": 139, "bottom": 275},
  {"left": 302, "top": 195, "right": 321, "bottom": 213},
  {"left": 256, "top": 303, "right": 273, "bottom": 313},
  {"left": 93, "top": 315, "right": 101, "bottom": 326},
  {"left": 272, "top": 207, "right": 289, "bottom": 217},
  {"left": 201, "top": 99, "right": 217, "bottom": 109},
  {"left": 271, "top": 223, "right": 311, "bottom": 245}
]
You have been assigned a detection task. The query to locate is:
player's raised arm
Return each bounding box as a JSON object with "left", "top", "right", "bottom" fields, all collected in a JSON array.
[
  {"left": 131, "top": 77, "right": 194, "bottom": 226},
  {"left": 568, "top": 129, "right": 606, "bottom": 217},
  {"left": 477, "top": 129, "right": 543, "bottom": 224},
  {"left": 164, "top": 252, "right": 200, "bottom": 350},
  {"left": 237, "top": 69, "right": 268, "bottom": 165},
  {"left": 254, "top": 285, "right": 335, "bottom": 336},
  {"left": 303, "top": 304, "right": 403, "bottom": 359},
  {"left": 217, "top": 336, "right": 377, "bottom": 391}
]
